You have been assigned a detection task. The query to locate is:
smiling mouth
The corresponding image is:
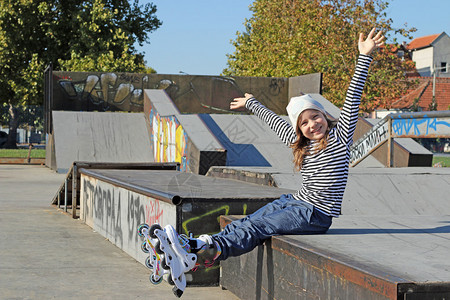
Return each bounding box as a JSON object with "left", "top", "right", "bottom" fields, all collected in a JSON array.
[{"left": 311, "top": 126, "right": 322, "bottom": 134}]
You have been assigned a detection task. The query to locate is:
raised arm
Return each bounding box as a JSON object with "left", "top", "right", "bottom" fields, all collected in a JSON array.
[
  {"left": 359, "top": 28, "right": 385, "bottom": 56},
  {"left": 230, "top": 93, "right": 297, "bottom": 146},
  {"left": 335, "top": 28, "right": 384, "bottom": 145}
]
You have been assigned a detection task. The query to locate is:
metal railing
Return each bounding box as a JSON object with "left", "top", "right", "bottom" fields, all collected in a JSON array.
[{"left": 350, "top": 111, "right": 450, "bottom": 167}]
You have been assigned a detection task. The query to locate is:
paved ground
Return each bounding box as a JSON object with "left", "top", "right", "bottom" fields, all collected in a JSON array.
[{"left": 0, "top": 164, "right": 238, "bottom": 299}]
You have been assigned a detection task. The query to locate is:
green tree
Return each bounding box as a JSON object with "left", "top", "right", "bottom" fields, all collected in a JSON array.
[
  {"left": 223, "top": 0, "right": 416, "bottom": 112},
  {"left": 0, "top": 0, "right": 161, "bottom": 148}
]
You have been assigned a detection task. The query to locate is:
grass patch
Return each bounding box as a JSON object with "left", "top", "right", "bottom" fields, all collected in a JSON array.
[
  {"left": 0, "top": 148, "right": 45, "bottom": 158},
  {"left": 432, "top": 155, "right": 450, "bottom": 167}
]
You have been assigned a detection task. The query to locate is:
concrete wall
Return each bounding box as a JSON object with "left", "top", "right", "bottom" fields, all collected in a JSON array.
[
  {"left": 288, "top": 73, "right": 322, "bottom": 98},
  {"left": 80, "top": 174, "right": 177, "bottom": 268},
  {"left": 79, "top": 168, "right": 295, "bottom": 286},
  {"left": 353, "top": 117, "right": 432, "bottom": 167},
  {"left": 48, "top": 71, "right": 322, "bottom": 128}
]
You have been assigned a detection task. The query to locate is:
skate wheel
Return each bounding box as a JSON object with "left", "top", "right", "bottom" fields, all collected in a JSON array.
[
  {"left": 155, "top": 239, "right": 164, "bottom": 255},
  {"left": 138, "top": 224, "right": 149, "bottom": 237},
  {"left": 141, "top": 241, "right": 149, "bottom": 253},
  {"left": 150, "top": 274, "right": 163, "bottom": 285},
  {"left": 172, "top": 287, "right": 183, "bottom": 298},
  {"left": 161, "top": 256, "right": 169, "bottom": 270},
  {"left": 167, "top": 275, "right": 175, "bottom": 286},
  {"left": 145, "top": 256, "right": 153, "bottom": 269},
  {"left": 149, "top": 224, "right": 162, "bottom": 239}
]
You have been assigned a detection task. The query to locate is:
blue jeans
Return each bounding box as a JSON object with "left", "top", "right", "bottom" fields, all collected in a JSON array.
[{"left": 212, "top": 194, "right": 332, "bottom": 260}]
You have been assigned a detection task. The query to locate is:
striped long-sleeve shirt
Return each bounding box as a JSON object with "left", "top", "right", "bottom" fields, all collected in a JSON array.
[{"left": 245, "top": 54, "right": 373, "bottom": 217}]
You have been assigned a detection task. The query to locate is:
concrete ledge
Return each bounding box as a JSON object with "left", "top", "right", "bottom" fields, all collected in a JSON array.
[
  {"left": 51, "top": 162, "right": 179, "bottom": 219},
  {"left": 79, "top": 169, "right": 294, "bottom": 286},
  {"left": 220, "top": 215, "right": 450, "bottom": 299}
]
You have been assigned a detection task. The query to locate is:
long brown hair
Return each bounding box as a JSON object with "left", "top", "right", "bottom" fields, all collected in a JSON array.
[{"left": 290, "top": 114, "right": 336, "bottom": 171}]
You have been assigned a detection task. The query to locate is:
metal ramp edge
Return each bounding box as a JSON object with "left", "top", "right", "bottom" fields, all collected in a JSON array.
[{"left": 51, "top": 161, "right": 180, "bottom": 218}]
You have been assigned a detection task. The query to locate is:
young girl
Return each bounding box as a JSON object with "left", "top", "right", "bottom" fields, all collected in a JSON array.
[{"left": 148, "top": 28, "right": 384, "bottom": 294}]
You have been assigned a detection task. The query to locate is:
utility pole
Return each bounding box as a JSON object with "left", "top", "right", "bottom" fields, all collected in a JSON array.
[{"left": 430, "top": 64, "right": 437, "bottom": 111}]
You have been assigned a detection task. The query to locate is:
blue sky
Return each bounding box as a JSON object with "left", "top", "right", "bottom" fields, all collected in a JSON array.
[{"left": 137, "top": 0, "right": 450, "bottom": 76}]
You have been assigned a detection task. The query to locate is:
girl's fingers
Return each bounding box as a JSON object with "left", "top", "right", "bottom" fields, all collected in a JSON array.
[
  {"left": 367, "top": 27, "right": 376, "bottom": 39},
  {"left": 359, "top": 32, "right": 364, "bottom": 43},
  {"left": 230, "top": 97, "right": 246, "bottom": 110},
  {"left": 374, "top": 30, "right": 383, "bottom": 40}
]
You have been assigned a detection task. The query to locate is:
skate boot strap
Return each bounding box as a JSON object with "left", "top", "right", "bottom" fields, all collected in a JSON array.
[
  {"left": 188, "top": 234, "right": 213, "bottom": 254},
  {"left": 195, "top": 237, "right": 222, "bottom": 268},
  {"left": 198, "top": 234, "right": 214, "bottom": 246}
]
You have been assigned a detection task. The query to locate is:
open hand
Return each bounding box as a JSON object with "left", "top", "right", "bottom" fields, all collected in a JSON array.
[
  {"left": 358, "top": 28, "right": 385, "bottom": 55},
  {"left": 230, "top": 93, "right": 254, "bottom": 110}
]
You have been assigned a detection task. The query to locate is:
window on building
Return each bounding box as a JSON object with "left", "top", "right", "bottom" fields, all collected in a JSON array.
[{"left": 441, "top": 62, "right": 448, "bottom": 73}]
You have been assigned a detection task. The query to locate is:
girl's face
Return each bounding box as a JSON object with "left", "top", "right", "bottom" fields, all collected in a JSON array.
[{"left": 298, "top": 109, "right": 328, "bottom": 140}]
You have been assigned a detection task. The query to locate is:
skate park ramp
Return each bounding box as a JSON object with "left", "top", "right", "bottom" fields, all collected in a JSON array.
[
  {"left": 217, "top": 166, "right": 450, "bottom": 299},
  {"left": 78, "top": 168, "right": 296, "bottom": 287},
  {"left": 199, "top": 113, "right": 291, "bottom": 169},
  {"left": 143, "top": 89, "right": 430, "bottom": 173},
  {"left": 50, "top": 111, "right": 154, "bottom": 173}
]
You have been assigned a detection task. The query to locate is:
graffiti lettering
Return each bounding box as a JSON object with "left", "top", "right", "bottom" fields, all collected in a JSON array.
[
  {"left": 149, "top": 106, "right": 189, "bottom": 171},
  {"left": 82, "top": 178, "right": 95, "bottom": 221},
  {"left": 269, "top": 78, "right": 285, "bottom": 96},
  {"left": 82, "top": 177, "right": 123, "bottom": 247},
  {"left": 127, "top": 193, "right": 146, "bottom": 238},
  {"left": 119, "top": 73, "right": 142, "bottom": 84},
  {"left": 392, "top": 117, "right": 450, "bottom": 137},
  {"left": 350, "top": 121, "right": 389, "bottom": 164},
  {"left": 58, "top": 73, "right": 150, "bottom": 111},
  {"left": 182, "top": 203, "right": 248, "bottom": 236},
  {"left": 82, "top": 177, "right": 169, "bottom": 241},
  {"left": 145, "top": 199, "right": 164, "bottom": 225},
  {"left": 55, "top": 75, "right": 72, "bottom": 80}
]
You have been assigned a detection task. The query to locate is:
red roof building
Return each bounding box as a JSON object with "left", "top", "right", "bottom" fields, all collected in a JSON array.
[
  {"left": 406, "top": 34, "right": 440, "bottom": 51},
  {"left": 406, "top": 32, "right": 450, "bottom": 77},
  {"left": 373, "top": 33, "right": 450, "bottom": 118},
  {"left": 390, "top": 77, "right": 450, "bottom": 111}
]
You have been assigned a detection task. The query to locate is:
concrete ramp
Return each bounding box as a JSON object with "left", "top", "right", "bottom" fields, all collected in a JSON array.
[
  {"left": 208, "top": 166, "right": 450, "bottom": 215},
  {"left": 50, "top": 111, "right": 154, "bottom": 173},
  {"left": 220, "top": 214, "right": 450, "bottom": 299},
  {"left": 199, "top": 114, "right": 293, "bottom": 169},
  {"left": 79, "top": 168, "right": 295, "bottom": 286},
  {"left": 214, "top": 167, "right": 450, "bottom": 299}
]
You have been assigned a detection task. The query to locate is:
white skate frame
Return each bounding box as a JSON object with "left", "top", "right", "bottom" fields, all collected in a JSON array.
[
  {"left": 145, "top": 236, "right": 167, "bottom": 282},
  {"left": 154, "top": 225, "right": 197, "bottom": 292},
  {"left": 138, "top": 225, "right": 168, "bottom": 284}
]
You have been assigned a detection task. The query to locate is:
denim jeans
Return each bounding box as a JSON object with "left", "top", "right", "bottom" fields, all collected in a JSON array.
[{"left": 212, "top": 194, "right": 332, "bottom": 260}]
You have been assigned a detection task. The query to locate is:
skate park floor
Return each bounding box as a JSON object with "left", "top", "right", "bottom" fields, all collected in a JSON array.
[{"left": 0, "top": 165, "right": 238, "bottom": 300}]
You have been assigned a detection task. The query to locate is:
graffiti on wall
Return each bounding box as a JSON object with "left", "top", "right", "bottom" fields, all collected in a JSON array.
[
  {"left": 392, "top": 116, "right": 450, "bottom": 137},
  {"left": 81, "top": 176, "right": 172, "bottom": 248},
  {"left": 350, "top": 120, "right": 389, "bottom": 165},
  {"left": 182, "top": 204, "right": 248, "bottom": 236},
  {"left": 51, "top": 72, "right": 293, "bottom": 115},
  {"left": 56, "top": 73, "right": 150, "bottom": 112},
  {"left": 148, "top": 104, "right": 189, "bottom": 172}
]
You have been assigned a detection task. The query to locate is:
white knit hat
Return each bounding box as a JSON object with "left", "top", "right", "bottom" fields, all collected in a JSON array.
[{"left": 286, "top": 94, "right": 327, "bottom": 127}]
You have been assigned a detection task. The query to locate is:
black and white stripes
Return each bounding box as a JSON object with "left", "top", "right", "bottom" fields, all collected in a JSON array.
[{"left": 245, "top": 54, "right": 373, "bottom": 217}]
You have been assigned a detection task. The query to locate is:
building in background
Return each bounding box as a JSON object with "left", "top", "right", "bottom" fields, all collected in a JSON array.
[{"left": 407, "top": 32, "right": 450, "bottom": 78}]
